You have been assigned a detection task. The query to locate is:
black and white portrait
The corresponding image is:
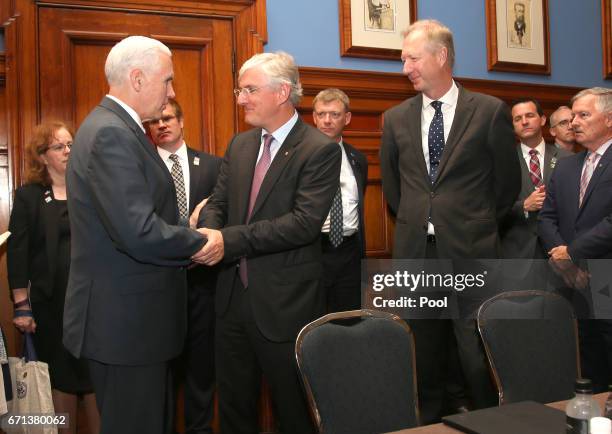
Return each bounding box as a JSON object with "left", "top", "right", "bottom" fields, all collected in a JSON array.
[
  {"left": 365, "top": 0, "right": 395, "bottom": 31},
  {"left": 507, "top": 0, "right": 532, "bottom": 48}
]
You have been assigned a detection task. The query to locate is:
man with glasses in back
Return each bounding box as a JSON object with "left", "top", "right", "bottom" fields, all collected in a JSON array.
[
  {"left": 312, "top": 88, "right": 368, "bottom": 313},
  {"left": 550, "top": 105, "right": 578, "bottom": 152},
  {"left": 195, "top": 51, "right": 341, "bottom": 434}
]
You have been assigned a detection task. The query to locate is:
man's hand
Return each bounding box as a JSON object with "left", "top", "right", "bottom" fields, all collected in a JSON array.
[
  {"left": 549, "top": 257, "right": 590, "bottom": 290},
  {"left": 523, "top": 185, "right": 546, "bottom": 212},
  {"left": 549, "top": 245, "right": 570, "bottom": 261},
  {"left": 13, "top": 315, "right": 36, "bottom": 333},
  {"left": 189, "top": 198, "right": 209, "bottom": 229},
  {"left": 192, "top": 228, "right": 224, "bottom": 266}
]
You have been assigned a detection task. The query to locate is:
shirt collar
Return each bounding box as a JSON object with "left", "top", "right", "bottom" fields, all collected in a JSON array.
[
  {"left": 422, "top": 80, "right": 459, "bottom": 111},
  {"left": 157, "top": 141, "right": 188, "bottom": 162},
  {"left": 520, "top": 139, "right": 546, "bottom": 159},
  {"left": 593, "top": 138, "right": 612, "bottom": 158},
  {"left": 262, "top": 110, "right": 299, "bottom": 145},
  {"left": 106, "top": 94, "right": 145, "bottom": 132}
]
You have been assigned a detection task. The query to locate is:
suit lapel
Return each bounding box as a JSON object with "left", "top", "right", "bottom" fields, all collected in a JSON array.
[
  {"left": 571, "top": 151, "right": 587, "bottom": 217},
  {"left": 543, "top": 144, "right": 558, "bottom": 185},
  {"left": 517, "top": 147, "right": 533, "bottom": 193},
  {"left": 436, "top": 87, "right": 476, "bottom": 185},
  {"left": 344, "top": 143, "right": 364, "bottom": 200},
  {"left": 238, "top": 129, "right": 262, "bottom": 223},
  {"left": 406, "top": 96, "right": 429, "bottom": 183},
  {"left": 249, "top": 120, "right": 304, "bottom": 220},
  {"left": 42, "top": 188, "right": 59, "bottom": 293},
  {"left": 187, "top": 147, "right": 201, "bottom": 213},
  {"left": 579, "top": 146, "right": 612, "bottom": 211}
]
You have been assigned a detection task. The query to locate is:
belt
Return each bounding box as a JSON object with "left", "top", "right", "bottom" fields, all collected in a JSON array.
[
  {"left": 321, "top": 232, "right": 357, "bottom": 246},
  {"left": 426, "top": 234, "right": 436, "bottom": 244}
]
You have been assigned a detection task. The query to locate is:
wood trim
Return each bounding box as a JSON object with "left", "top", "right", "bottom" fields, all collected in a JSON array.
[
  {"left": 0, "top": 53, "right": 5, "bottom": 84},
  {"left": 485, "top": 0, "right": 551, "bottom": 75},
  {"left": 603, "top": 0, "right": 612, "bottom": 79}
]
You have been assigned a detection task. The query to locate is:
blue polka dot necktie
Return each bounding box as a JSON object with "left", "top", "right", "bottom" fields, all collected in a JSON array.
[
  {"left": 329, "top": 186, "right": 343, "bottom": 248},
  {"left": 428, "top": 101, "right": 444, "bottom": 184}
]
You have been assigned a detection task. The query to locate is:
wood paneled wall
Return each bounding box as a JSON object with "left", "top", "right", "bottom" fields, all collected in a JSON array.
[{"left": 296, "top": 66, "right": 583, "bottom": 259}]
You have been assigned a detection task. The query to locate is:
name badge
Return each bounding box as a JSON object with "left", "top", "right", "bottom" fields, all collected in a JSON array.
[{"left": 194, "top": 157, "right": 200, "bottom": 166}]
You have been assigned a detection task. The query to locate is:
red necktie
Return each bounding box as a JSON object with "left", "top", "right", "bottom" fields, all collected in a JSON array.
[
  {"left": 240, "top": 134, "right": 274, "bottom": 288},
  {"left": 528, "top": 149, "right": 543, "bottom": 187}
]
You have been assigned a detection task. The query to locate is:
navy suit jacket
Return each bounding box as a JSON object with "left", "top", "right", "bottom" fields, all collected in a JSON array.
[
  {"left": 538, "top": 144, "right": 612, "bottom": 261},
  {"left": 342, "top": 142, "right": 368, "bottom": 257}
]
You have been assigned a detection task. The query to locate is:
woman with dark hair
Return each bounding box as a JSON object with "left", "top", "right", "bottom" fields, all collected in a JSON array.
[{"left": 8, "top": 122, "right": 99, "bottom": 434}]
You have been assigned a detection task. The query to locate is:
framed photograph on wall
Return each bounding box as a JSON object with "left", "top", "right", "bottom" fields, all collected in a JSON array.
[
  {"left": 485, "top": 0, "right": 550, "bottom": 75},
  {"left": 339, "top": 0, "right": 417, "bottom": 60},
  {"left": 603, "top": 0, "right": 612, "bottom": 79}
]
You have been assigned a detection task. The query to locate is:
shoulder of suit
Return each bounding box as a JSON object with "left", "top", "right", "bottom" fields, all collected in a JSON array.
[
  {"left": 187, "top": 146, "right": 221, "bottom": 164},
  {"left": 544, "top": 143, "right": 572, "bottom": 159},
  {"left": 384, "top": 95, "right": 420, "bottom": 118},
  {"left": 462, "top": 88, "right": 505, "bottom": 107},
  {"left": 343, "top": 142, "right": 367, "bottom": 160},
  {"left": 16, "top": 182, "right": 47, "bottom": 197}
]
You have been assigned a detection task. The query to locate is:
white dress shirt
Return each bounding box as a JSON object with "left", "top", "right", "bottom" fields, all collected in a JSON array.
[
  {"left": 322, "top": 140, "right": 359, "bottom": 236},
  {"left": 520, "top": 140, "right": 546, "bottom": 176},
  {"left": 420, "top": 81, "right": 459, "bottom": 234},
  {"left": 257, "top": 111, "right": 299, "bottom": 164}
]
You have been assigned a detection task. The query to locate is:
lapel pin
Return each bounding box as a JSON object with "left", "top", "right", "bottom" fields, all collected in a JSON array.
[
  {"left": 194, "top": 157, "right": 200, "bottom": 166},
  {"left": 45, "top": 196, "right": 52, "bottom": 203},
  {"left": 284, "top": 151, "right": 289, "bottom": 156}
]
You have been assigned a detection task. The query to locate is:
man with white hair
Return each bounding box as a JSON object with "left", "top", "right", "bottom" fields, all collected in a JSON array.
[
  {"left": 63, "top": 36, "right": 208, "bottom": 434},
  {"left": 539, "top": 87, "right": 612, "bottom": 392},
  {"left": 196, "top": 51, "right": 341, "bottom": 434}
]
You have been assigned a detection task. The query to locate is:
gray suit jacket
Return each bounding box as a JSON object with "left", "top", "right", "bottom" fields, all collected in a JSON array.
[
  {"left": 200, "top": 117, "right": 341, "bottom": 342},
  {"left": 502, "top": 144, "right": 570, "bottom": 259},
  {"left": 380, "top": 86, "right": 521, "bottom": 259},
  {"left": 63, "top": 97, "right": 205, "bottom": 365}
]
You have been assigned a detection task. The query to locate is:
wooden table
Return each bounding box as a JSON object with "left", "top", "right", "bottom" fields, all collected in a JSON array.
[{"left": 386, "top": 393, "right": 608, "bottom": 434}]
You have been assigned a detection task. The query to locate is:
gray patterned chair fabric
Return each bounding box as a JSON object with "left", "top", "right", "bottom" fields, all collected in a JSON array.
[
  {"left": 295, "top": 309, "right": 420, "bottom": 434},
  {"left": 477, "top": 290, "right": 580, "bottom": 405}
]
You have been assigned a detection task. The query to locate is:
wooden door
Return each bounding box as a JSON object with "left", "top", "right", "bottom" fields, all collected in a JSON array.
[{"left": 38, "top": 6, "right": 236, "bottom": 155}]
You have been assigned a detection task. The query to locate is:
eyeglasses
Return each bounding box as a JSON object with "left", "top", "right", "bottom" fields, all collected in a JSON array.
[
  {"left": 550, "top": 119, "right": 572, "bottom": 129},
  {"left": 314, "top": 111, "right": 345, "bottom": 120},
  {"left": 233, "top": 86, "right": 265, "bottom": 98},
  {"left": 47, "top": 143, "right": 72, "bottom": 152},
  {"left": 149, "top": 115, "right": 177, "bottom": 125}
]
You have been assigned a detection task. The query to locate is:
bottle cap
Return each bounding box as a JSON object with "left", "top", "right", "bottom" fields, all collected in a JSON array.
[
  {"left": 575, "top": 378, "right": 593, "bottom": 394},
  {"left": 589, "top": 417, "right": 611, "bottom": 434}
]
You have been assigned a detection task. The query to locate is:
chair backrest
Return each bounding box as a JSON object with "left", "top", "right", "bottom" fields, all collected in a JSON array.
[
  {"left": 477, "top": 290, "right": 580, "bottom": 405},
  {"left": 295, "top": 309, "right": 420, "bottom": 434}
]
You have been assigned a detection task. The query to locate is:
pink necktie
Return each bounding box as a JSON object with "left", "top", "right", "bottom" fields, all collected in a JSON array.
[
  {"left": 579, "top": 152, "right": 600, "bottom": 207},
  {"left": 240, "top": 134, "right": 274, "bottom": 287}
]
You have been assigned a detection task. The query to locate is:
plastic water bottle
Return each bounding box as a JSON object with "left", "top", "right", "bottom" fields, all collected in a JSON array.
[{"left": 566, "top": 379, "right": 602, "bottom": 434}]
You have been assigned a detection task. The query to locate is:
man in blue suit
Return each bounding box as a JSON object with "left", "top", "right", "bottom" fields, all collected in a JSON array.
[{"left": 538, "top": 87, "right": 612, "bottom": 391}]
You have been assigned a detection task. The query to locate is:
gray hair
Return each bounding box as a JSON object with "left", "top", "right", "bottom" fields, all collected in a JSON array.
[
  {"left": 402, "top": 19, "right": 455, "bottom": 68},
  {"left": 239, "top": 51, "right": 303, "bottom": 106},
  {"left": 105, "top": 36, "right": 171, "bottom": 87},
  {"left": 312, "top": 88, "right": 350, "bottom": 111},
  {"left": 549, "top": 105, "right": 571, "bottom": 126},
  {"left": 571, "top": 87, "right": 612, "bottom": 114}
]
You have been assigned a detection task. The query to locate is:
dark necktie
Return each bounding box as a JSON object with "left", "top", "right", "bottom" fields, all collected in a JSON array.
[
  {"left": 528, "top": 149, "right": 543, "bottom": 187},
  {"left": 428, "top": 101, "right": 444, "bottom": 184},
  {"left": 329, "top": 187, "right": 343, "bottom": 247},
  {"left": 169, "top": 153, "right": 188, "bottom": 226},
  {"left": 240, "top": 133, "right": 274, "bottom": 287}
]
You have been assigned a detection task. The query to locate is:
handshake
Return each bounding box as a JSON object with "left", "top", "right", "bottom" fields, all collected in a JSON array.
[{"left": 187, "top": 198, "right": 224, "bottom": 266}]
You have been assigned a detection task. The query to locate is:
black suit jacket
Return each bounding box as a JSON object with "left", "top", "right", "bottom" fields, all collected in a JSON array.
[
  {"left": 64, "top": 97, "right": 205, "bottom": 365},
  {"left": 8, "top": 184, "right": 63, "bottom": 301},
  {"left": 538, "top": 145, "right": 612, "bottom": 261},
  {"left": 200, "top": 117, "right": 341, "bottom": 342},
  {"left": 185, "top": 146, "right": 221, "bottom": 292},
  {"left": 342, "top": 142, "right": 368, "bottom": 257},
  {"left": 380, "top": 86, "right": 521, "bottom": 259},
  {"left": 502, "top": 144, "right": 570, "bottom": 259}
]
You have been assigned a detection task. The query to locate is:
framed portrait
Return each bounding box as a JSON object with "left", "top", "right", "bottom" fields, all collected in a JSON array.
[
  {"left": 603, "top": 0, "right": 612, "bottom": 79},
  {"left": 339, "top": 0, "right": 417, "bottom": 60},
  {"left": 485, "top": 0, "right": 550, "bottom": 75}
]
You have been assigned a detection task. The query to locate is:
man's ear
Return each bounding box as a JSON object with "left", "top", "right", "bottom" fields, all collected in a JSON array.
[
  {"left": 130, "top": 69, "right": 144, "bottom": 91},
  {"left": 277, "top": 83, "right": 291, "bottom": 105}
]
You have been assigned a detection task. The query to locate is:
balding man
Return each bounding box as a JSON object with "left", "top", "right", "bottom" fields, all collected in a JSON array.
[
  {"left": 550, "top": 105, "right": 577, "bottom": 152},
  {"left": 64, "top": 36, "right": 207, "bottom": 434}
]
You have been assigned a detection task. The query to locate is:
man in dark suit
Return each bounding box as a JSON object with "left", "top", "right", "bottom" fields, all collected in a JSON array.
[
  {"left": 502, "top": 98, "right": 570, "bottom": 260},
  {"left": 148, "top": 98, "right": 221, "bottom": 434},
  {"left": 63, "top": 36, "right": 208, "bottom": 434},
  {"left": 195, "top": 52, "right": 341, "bottom": 434},
  {"left": 312, "top": 88, "right": 368, "bottom": 312},
  {"left": 538, "top": 87, "right": 612, "bottom": 391},
  {"left": 380, "top": 20, "right": 521, "bottom": 423}
]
